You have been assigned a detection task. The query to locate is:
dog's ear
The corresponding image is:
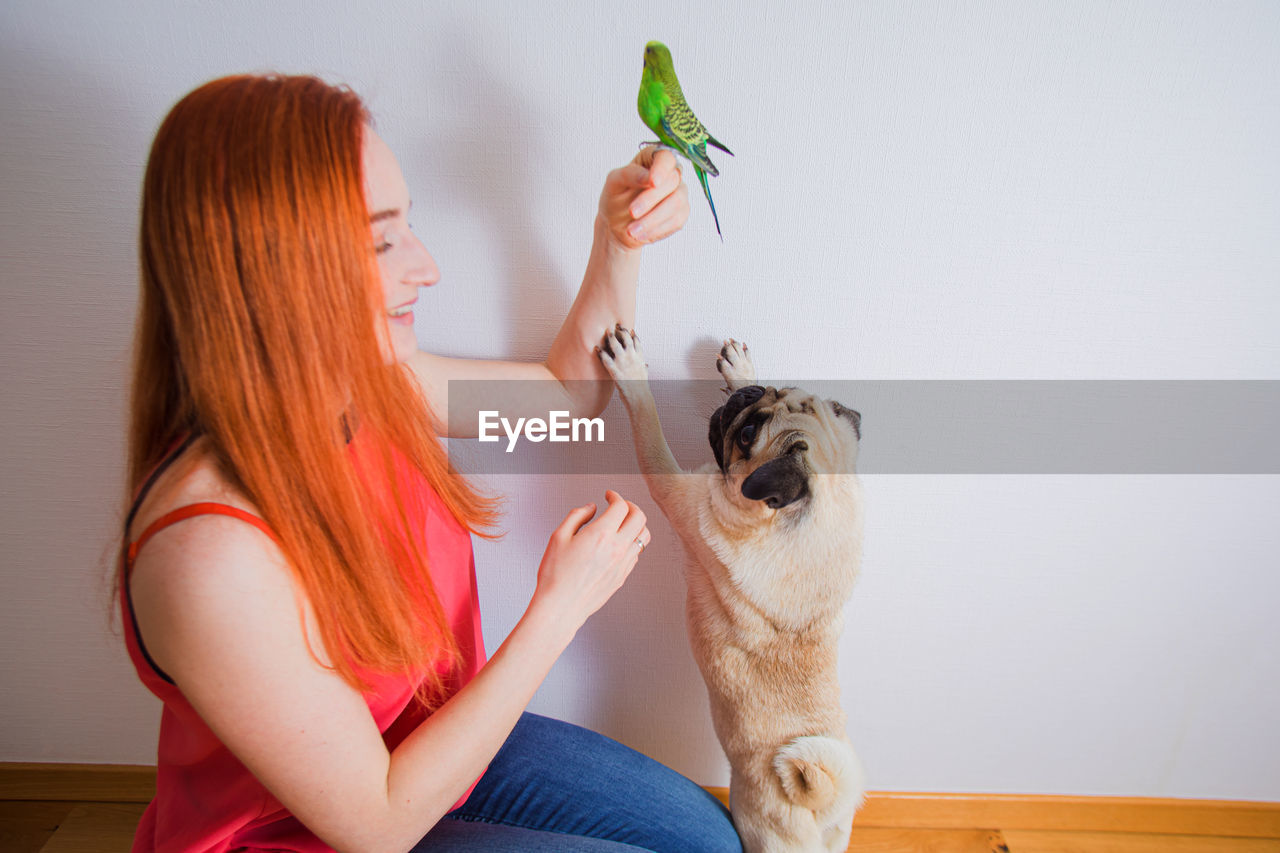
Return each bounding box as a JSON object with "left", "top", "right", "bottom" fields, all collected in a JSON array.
[
  {"left": 830, "top": 400, "right": 861, "bottom": 439},
  {"left": 709, "top": 385, "right": 768, "bottom": 470},
  {"left": 741, "top": 454, "right": 809, "bottom": 509},
  {"left": 708, "top": 404, "right": 727, "bottom": 470}
]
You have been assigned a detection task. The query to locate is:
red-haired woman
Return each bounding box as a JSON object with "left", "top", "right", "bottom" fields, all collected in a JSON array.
[{"left": 120, "top": 75, "right": 741, "bottom": 853}]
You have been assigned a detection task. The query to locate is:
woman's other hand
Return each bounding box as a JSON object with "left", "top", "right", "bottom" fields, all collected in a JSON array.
[
  {"left": 532, "top": 490, "right": 650, "bottom": 632},
  {"left": 598, "top": 147, "right": 690, "bottom": 250}
]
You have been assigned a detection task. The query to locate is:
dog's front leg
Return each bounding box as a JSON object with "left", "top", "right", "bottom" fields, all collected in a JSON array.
[
  {"left": 716, "top": 338, "right": 757, "bottom": 392},
  {"left": 597, "top": 325, "right": 688, "bottom": 512}
]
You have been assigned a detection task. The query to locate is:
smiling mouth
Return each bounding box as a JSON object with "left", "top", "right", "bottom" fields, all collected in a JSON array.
[{"left": 388, "top": 304, "right": 414, "bottom": 318}]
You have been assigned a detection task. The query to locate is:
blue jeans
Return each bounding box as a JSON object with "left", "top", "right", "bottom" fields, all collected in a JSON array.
[{"left": 411, "top": 713, "right": 743, "bottom": 852}]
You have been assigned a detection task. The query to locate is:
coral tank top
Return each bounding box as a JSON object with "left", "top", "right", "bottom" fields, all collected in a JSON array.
[{"left": 120, "top": 432, "right": 486, "bottom": 852}]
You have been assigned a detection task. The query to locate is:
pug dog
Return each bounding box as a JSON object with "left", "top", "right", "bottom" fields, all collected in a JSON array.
[{"left": 597, "top": 328, "right": 866, "bottom": 853}]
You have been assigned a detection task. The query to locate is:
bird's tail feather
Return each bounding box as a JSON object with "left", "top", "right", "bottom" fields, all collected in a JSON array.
[
  {"left": 706, "top": 133, "right": 733, "bottom": 156},
  {"left": 694, "top": 165, "right": 723, "bottom": 239}
]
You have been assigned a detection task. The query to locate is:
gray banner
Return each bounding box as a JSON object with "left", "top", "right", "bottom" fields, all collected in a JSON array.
[{"left": 445, "top": 380, "right": 1280, "bottom": 475}]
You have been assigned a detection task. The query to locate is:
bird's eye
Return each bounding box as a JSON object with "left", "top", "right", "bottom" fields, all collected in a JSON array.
[{"left": 737, "top": 423, "right": 757, "bottom": 448}]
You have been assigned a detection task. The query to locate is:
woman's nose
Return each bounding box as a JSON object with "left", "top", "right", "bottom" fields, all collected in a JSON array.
[{"left": 405, "top": 230, "right": 439, "bottom": 286}]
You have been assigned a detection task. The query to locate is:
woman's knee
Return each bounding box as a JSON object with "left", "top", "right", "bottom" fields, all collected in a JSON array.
[{"left": 488, "top": 713, "right": 743, "bottom": 852}]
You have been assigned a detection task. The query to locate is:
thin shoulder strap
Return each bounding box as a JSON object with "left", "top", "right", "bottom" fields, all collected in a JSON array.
[
  {"left": 126, "top": 502, "right": 279, "bottom": 566},
  {"left": 122, "top": 434, "right": 278, "bottom": 686},
  {"left": 124, "top": 431, "right": 201, "bottom": 541},
  {"left": 124, "top": 430, "right": 278, "bottom": 564}
]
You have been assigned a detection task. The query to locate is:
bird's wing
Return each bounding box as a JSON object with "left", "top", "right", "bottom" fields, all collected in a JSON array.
[{"left": 660, "top": 110, "right": 718, "bottom": 177}]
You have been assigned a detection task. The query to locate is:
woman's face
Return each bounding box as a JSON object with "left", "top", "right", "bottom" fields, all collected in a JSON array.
[{"left": 361, "top": 127, "right": 439, "bottom": 364}]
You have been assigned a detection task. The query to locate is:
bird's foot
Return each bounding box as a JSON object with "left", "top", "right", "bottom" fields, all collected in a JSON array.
[{"left": 638, "top": 141, "right": 681, "bottom": 156}]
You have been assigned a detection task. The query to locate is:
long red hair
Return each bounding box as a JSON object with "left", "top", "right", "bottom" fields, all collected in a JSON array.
[{"left": 126, "top": 74, "right": 498, "bottom": 701}]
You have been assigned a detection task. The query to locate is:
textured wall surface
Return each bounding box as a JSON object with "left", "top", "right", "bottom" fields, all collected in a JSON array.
[{"left": 3, "top": 0, "right": 1278, "bottom": 799}]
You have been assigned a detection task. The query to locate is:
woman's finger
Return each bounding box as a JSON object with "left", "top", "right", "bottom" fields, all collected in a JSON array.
[
  {"left": 630, "top": 528, "right": 651, "bottom": 556},
  {"left": 596, "top": 489, "right": 632, "bottom": 531},
  {"left": 628, "top": 167, "right": 683, "bottom": 220},
  {"left": 617, "top": 500, "right": 647, "bottom": 543},
  {"left": 647, "top": 149, "right": 681, "bottom": 187},
  {"left": 556, "top": 503, "right": 597, "bottom": 541},
  {"left": 635, "top": 145, "right": 680, "bottom": 176},
  {"left": 629, "top": 183, "right": 691, "bottom": 243},
  {"left": 611, "top": 162, "right": 655, "bottom": 192}
]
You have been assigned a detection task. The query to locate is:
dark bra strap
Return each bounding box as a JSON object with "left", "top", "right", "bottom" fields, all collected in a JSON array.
[
  {"left": 122, "top": 431, "right": 201, "bottom": 686},
  {"left": 124, "top": 430, "right": 202, "bottom": 542}
]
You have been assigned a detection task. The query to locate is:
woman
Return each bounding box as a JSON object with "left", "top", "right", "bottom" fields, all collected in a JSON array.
[{"left": 120, "top": 74, "right": 740, "bottom": 852}]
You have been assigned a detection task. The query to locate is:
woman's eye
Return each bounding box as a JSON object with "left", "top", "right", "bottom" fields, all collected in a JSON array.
[
  {"left": 374, "top": 238, "right": 393, "bottom": 255},
  {"left": 737, "top": 424, "right": 757, "bottom": 447}
]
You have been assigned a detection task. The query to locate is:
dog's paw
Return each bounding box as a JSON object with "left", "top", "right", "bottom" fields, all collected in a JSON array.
[
  {"left": 717, "top": 338, "right": 757, "bottom": 392},
  {"left": 597, "top": 324, "right": 649, "bottom": 384}
]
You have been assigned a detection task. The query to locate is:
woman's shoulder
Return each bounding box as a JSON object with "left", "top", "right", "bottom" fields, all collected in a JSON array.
[
  {"left": 127, "top": 445, "right": 316, "bottom": 675},
  {"left": 127, "top": 441, "right": 262, "bottom": 543}
]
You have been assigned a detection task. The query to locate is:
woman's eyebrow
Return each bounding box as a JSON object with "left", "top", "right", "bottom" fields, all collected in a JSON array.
[{"left": 369, "top": 208, "right": 400, "bottom": 224}]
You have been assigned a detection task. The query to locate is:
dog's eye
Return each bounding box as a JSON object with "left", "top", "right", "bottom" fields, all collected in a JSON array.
[{"left": 737, "top": 423, "right": 757, "bottom": 447}]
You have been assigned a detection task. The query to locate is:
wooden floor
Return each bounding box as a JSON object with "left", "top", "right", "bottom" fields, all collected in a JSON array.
[{"left": 3, "top": 798, "right": 1279, "bottom": 852}]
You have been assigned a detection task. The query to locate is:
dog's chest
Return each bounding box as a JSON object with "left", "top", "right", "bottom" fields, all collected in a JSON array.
[{"left": 686, "top": 577, "right": 841, "bottom": 691}]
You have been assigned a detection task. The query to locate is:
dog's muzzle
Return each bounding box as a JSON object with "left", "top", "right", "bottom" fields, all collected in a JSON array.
[{"left": 740, "top": 448, "right": 810, "bottom": 509}]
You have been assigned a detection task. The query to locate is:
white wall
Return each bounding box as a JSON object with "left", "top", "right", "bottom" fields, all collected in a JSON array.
[{"left": 3, "top": 0, "right": 1278, "bottom": 801}]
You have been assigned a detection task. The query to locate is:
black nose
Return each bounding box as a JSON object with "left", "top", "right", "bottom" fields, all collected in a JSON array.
[{"left": 741, "top": 454, "right": 809, "bottom": 509}]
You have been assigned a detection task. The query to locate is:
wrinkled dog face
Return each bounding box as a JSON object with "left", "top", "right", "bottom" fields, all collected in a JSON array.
[{"left": 708, "top": 385, "right": 862, "bottom": 510}]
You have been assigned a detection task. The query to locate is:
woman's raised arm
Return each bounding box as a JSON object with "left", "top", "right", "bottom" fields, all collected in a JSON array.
[{"left": 409, "top": 147, "right": 689, "bottom": 437}]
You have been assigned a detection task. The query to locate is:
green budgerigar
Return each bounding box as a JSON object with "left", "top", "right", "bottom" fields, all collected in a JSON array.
[{"left": 637, "top": 41, "right": 732, "bottom": 237}]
